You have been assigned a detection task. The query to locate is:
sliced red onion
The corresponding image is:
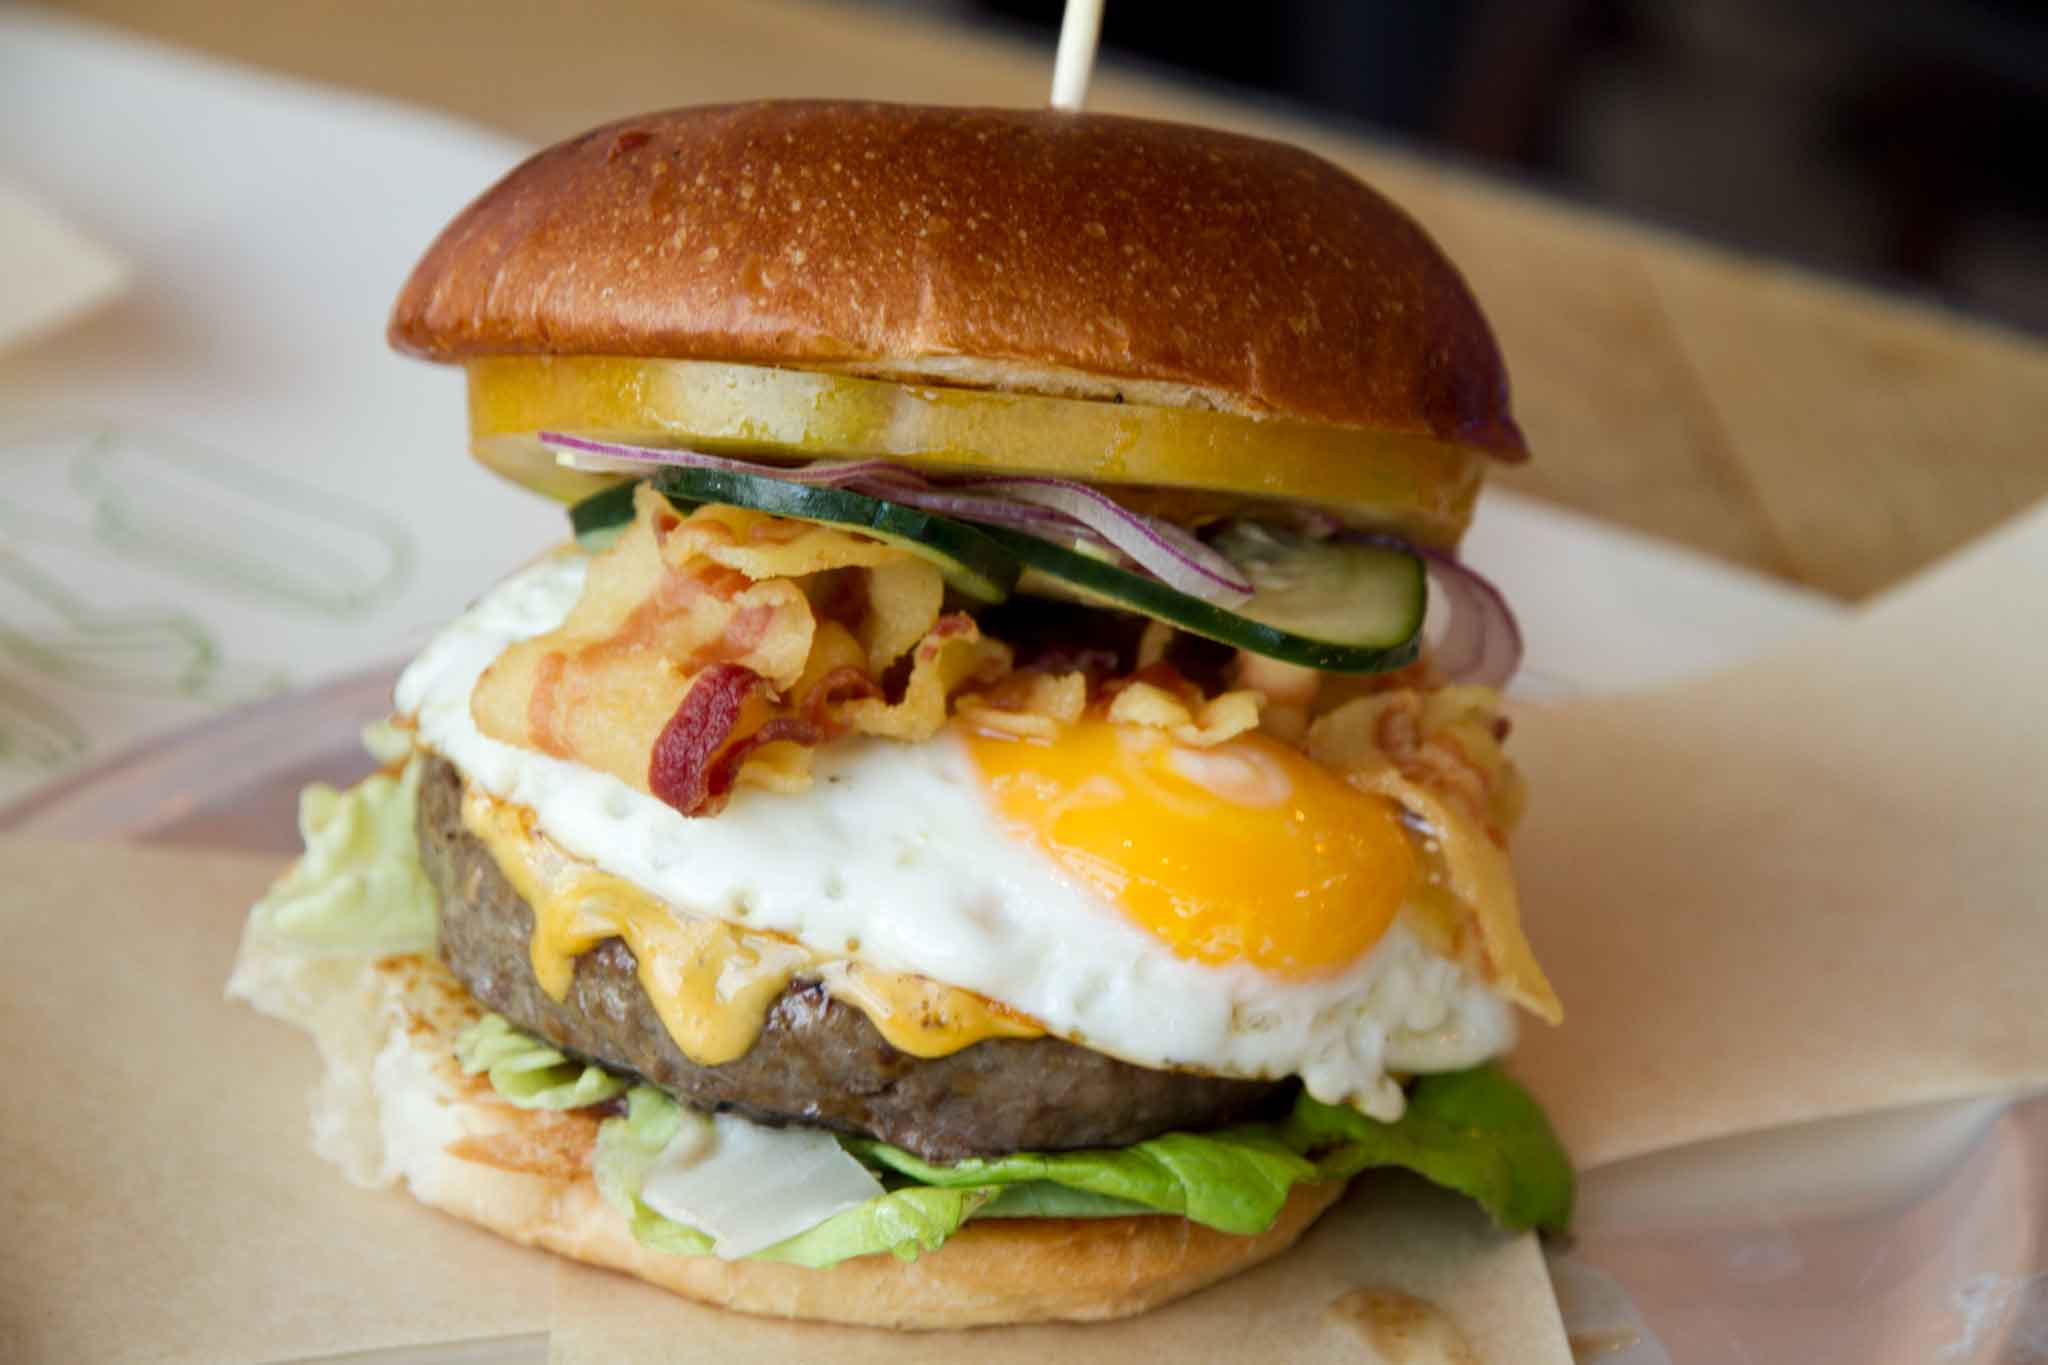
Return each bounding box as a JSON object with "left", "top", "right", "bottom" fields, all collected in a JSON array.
[
  {"left": 1343, "top": 533, "right": 1522, "bottom": 687},
  {"left": 543, "top": 433, "right": 1516, "bottom": 681},
  {"left": 542, "top": 432, "right": 919, "bottom": 488},
  {"left": 541, "top": 433, "right": 1245, "bottom": 602},
  {"left": 953, "top": 475, "right": 1253, "bottom": 604},
  {"left": 841, "top": 480, "right": 1113, "bottom": 542}
]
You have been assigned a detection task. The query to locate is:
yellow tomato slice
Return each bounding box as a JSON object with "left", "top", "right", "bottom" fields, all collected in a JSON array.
[{"left": 465, "top": 356, "right": 1485, "bottom": 544}]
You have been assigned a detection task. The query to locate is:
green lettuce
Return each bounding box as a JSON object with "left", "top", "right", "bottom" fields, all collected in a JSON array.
[
  {"left": 592, "top": 1087, "right": 715, "bottom": 1255},
  {"left": 563, "top": 1065, "right": 1571, "bottom": 1267},
  {"left": 243, "top": 739, "right": 436, "bottom": 957},
  {"left": 1285, "top": 1064, "right": 1576, "bottom": 1234},
  {"left": 853, "top": 1126, "right": 1317, "bottom": 1236},
  {"left": 455, "top": 1014, "right": 628, "bottom": 1111},
  {"left": 853, "top": 1066, "right": 1571, "bottom": 1237},
  {"left": 592, "top": 1086, "right": 988, "bottom": 1266},
  {"left": 753, "top": 1186, "right": 991, "bottom": 1267},
  {"left": 974, "top": 1184, "right": 1157, "bottom": 1220}
]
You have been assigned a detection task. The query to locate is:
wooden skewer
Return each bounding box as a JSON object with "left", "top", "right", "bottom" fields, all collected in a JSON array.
[{"left": 1049, "top": 0, "right": 1106, "bottom": 111}]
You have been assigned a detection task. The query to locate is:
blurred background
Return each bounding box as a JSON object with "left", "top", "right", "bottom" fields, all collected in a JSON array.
[
  {"left": 934, "top": 0, "right": 2048, "bottom": 333},
  {"left": 9, "top": 0, "right": 2048, "bottom": 620}
]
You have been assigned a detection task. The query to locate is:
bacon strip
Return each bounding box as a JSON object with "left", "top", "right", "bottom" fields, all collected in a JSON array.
[
  {"left": 526, "top": 652, "right": 571, "bottom": 757},
  {"left": 488, "top": 496, "right": 1007, "bottom": 808},
  {"left": 698, "top": 713, "right": 826, "bottom": 813},
  {"left": 800, "top": 664, "right": 884, "bottom": 729},
  {"left": 647, "top": 662, "right": 890, "bottom": 818},
  {"left": 648, "top": 664, "right": 769, "bottom": 816}
]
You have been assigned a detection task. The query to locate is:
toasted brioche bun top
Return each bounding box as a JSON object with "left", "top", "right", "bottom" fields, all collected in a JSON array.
[{"left": 391, "top": 102, "right": 1525, "bottom": 460}]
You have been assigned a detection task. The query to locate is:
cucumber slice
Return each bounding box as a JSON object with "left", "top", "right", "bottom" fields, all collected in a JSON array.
[
  {"left": 567, "top": 474, "right": 1421, "bottom": 672},
  {"left": 568, "top": 480, "right": 643, "bottom": 550},
  {"left": 984, "top": 527, "right": 1423, "bottom": 674},
  {"left": 1213, "top": 524, "right": 1426, "bottom": 647},
  {"left": 573, "top": 467, "right": 1020, "bottom": 603}
]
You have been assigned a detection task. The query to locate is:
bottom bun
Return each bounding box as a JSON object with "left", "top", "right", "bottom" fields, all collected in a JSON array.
[{"left": 229, "top": 930, "right": 1346, "bottom": 1329}]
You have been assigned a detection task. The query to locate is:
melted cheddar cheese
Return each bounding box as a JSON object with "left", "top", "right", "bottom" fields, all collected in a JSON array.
[{"left": 460, "top": 785, "right": 1044, "bottom": 1063}]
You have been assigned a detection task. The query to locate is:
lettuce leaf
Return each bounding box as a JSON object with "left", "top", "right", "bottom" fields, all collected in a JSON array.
[
  {"left": 593, "top": 1086, "right": 988, "bottom": 1267},
  {"left": 751, "top": 1186, "right": 990, "bottom": 1267},
  {"left": 455, "top": 1014, "right": 628, "bottom": 1111},
  {"left": 242, "top": 749, "right": 436, "bottom": 957},
  {"left": 520, "top": 1043, "right": 1572, "bottom": 1269},
  {"left": 593, "top": 1086, "right": 715, "bottom": 1255},
  {"left": 852, "top": 1127, "right": 1316, "bottom": 1236},
  {"left": 575, "top": 1068, "right": 1570, "bottom": 1268},
  {"left": 855, "top": 1066, "right": 1571, "bottom": 1236},
  {"left": 1285, "top": 1065, "right": 1575, "bottom": 1234},
  {"left": 974, "top": 1183, "right": 1158, "bottom": 1220}
]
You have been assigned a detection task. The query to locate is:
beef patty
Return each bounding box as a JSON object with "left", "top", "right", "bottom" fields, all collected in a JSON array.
[{"left": 416, "top": 755, "right": 1287, "bottom": 1161}]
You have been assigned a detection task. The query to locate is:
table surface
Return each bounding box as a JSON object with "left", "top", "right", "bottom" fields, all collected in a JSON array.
[{"left": 41, "top": 0, "right": 2048, "bottom": 600}]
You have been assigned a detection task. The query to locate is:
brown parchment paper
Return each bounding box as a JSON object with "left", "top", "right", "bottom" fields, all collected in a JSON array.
[
  {"left": 0, "top": 843, "right": 557, "bottom": 1364},
  {"left": 1508, "top": 498, "right": 2048, "bottom": 1167},
  {"left": 548, "top": 1173, "right": 1568, "bottom": 1364}
]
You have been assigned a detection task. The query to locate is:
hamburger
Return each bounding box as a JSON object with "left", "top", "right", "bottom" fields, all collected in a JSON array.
[{"left": 229, "top": 101, "right": 1570, "bottom": 1330}]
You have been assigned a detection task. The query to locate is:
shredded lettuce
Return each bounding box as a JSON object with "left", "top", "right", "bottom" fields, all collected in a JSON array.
[
  {"left": 455, "top": 1014, "right": 628, "bottom": 1111},
  {"left": 242, "top": 746, "right": 436, "bottom": 957}
]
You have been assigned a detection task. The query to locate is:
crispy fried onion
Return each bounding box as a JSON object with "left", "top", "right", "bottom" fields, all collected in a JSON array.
[
  {"left": 1306, "top": 688, "right": 1558, "bottom": 1023},
  {"left": 1099, "top": 665, "right": 1266, "bottom": 748},
  {"left": 1305, "top": 687, "right": 1524, "bottom": 843},
  {"left": 475, "top": 486, "right": 1010, "bottom": 814},
  {"left": 955, "top": 670, "right": 1089, "bottom": 740},
  {"left": 660, "top": 501, "right": 909, "bottom": 579}
]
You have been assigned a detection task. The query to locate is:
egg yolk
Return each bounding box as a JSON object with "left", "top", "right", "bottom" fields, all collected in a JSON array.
[{"left": 964, "top": 719, "right": 1416, "bottom": 977}]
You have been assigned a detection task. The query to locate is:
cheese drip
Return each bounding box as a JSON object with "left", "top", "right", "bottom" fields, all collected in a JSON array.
[{"left": 461, "top": 786, "right": 1044, "bottom": 1063}]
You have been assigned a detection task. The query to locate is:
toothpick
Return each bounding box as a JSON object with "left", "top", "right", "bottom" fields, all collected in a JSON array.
[{"left": 1049, "top": 0, "right": 1106, "bottom": 111}]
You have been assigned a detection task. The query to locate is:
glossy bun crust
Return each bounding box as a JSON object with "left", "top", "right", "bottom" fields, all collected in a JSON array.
[{"left": 390, "top": 102, "right": 1525, "bottom": 458}]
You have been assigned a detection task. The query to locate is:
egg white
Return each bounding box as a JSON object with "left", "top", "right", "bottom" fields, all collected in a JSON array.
[{"left": 396, "top": 550, "right": 1515, "bottom": 1120}]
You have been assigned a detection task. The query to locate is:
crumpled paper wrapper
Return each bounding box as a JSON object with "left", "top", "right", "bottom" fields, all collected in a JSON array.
[
  {"left": 0, "top": 848, "right": 555, "bottom": 1364},
  {"left": 1508, "top": 498, "right": 2048, "bottom": 1167}
]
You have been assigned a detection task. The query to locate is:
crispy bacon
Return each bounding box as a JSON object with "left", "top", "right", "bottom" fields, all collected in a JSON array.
[
  {"left": 698, "top": 713, "right": 826, "bottom": 812},
  {"left": 647, "top": 662, "right": 890, "bottom": 817},
  {"left": 526, "top": 652, "right": 571, "bottom": 757},
  {"left": 923, "top": 613, "right": 975, "bottom": 643},
  {"left": 487, "top": 498, "right": 1012, "bottom": 806},
  {"left": 688, "top": 664, "right": 886, "bottom": 814},
  {"left": 800, "top": 664, "right": 884, "bottom": 730},
  {"left": 649, "top": 664, "right": 770, "bottom": 816}
]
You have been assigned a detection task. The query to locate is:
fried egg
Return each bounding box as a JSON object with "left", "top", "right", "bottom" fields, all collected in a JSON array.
[{"left": 396, "top": 551, "right": 1514, "bottom": 1120}]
